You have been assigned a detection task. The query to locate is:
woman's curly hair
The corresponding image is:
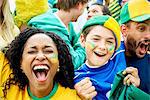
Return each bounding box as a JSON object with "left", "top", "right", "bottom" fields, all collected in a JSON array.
[{"left": 3, "top": 28, "right": 74, "bottom": 97}]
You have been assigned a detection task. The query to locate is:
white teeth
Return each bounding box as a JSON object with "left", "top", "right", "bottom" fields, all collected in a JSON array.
[
  {"left": 95, "top": 51, "right": 105, "bottom": 55},
  {"left": 33, "top": 65, "right": 49, "bottom": 70}
]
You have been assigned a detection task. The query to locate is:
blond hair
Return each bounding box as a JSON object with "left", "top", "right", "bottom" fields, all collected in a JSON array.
[{"left": 0, "top": 0, "right": 19, "bottom": 49}]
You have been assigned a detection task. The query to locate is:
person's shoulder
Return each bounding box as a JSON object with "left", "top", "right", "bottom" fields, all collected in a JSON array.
[
  {"left": 75, "top": 63, "right": 87, "bottom": 72},
  {"left": 146, "top": 53, "right": 150, "bottom": 56},
  {"left": 140, "top": 53, "right": 150, "bottom": 60},
  {"left": 62, "top": 87, "right": 81, "bottom": 100},
  {"left": 0, "top": 51, "right": 4, "bottom": 56},
  {"left": 143, "top": 53, "right": 150, "bottom": 59},
  {"left": 0, "top": 51, "right": 12, "bottom": 86},
  {"left": 0, "top": 85, "right": 29, "bottom": 99},
  {"left": 52, "top": 84, "right": 81, "bottom": 100},
  {"left": 0, "top": 51, "right": 10, "bottom": 68},
  {"left": 28, "top": 9, "right": 54, "bottom": 23},
  {"left": 116, "top": 41, "right": 125, "bottom": 52},
  {"left": 28, "top": 9, "right": 62, "bottom": 29},
  {"left": 0, "top": 51, "right": 7, "bottom": 64}
]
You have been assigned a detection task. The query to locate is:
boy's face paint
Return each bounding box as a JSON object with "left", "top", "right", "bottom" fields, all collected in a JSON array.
[
  {"left": 84, "top": 25, "right": 116, "bottom": 68},
  {"left": 85, "top": 41, "right": 96, "bottom": 49},
  {"left": 108, "top": 44, "right": 115, "bottom": 52}
]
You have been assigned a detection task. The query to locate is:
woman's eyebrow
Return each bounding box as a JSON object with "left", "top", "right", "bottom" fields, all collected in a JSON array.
[{"left": 44, "top": 45, "right": 53, "bottom": 48}]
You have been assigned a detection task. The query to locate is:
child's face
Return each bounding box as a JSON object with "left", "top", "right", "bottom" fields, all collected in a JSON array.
[{"left": 81, "top": 25, "right": 116, "bottom": 67}]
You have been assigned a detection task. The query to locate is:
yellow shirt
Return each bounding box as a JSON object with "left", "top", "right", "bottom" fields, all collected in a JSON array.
[{"left": 0, "top": 51, "right": 81, "bottom": 100}]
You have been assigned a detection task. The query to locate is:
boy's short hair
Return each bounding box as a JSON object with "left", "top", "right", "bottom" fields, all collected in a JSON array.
[
  {"left": 120, "top": 0, "right": 150, "bottom": 24},
  {"left": 82, "top": 15, "right": 121, "bottom": 50},
  {"left": 56, "top": 0, "right": 88, "bottom": 11}
]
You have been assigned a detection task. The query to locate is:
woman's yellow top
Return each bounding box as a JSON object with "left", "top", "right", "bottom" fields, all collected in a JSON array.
[{"left": 0, "top": 51, "right": 80, "bottom": 100}]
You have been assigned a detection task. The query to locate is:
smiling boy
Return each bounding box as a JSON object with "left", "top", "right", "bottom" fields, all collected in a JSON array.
[{"left": 74, "top": 15, "right": 126, "bottom": 99}]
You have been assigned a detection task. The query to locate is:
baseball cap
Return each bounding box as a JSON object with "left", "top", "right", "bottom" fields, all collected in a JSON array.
[
  {"left": 82, "top": 15, "right": 121, "bottom": 50},
  {"left": 120, "top": 0, "right": 150, "bottom": 24}
]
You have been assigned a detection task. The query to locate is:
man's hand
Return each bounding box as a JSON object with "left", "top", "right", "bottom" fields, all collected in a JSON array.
[
  {"left": 74, "top": 77, "right": 97, "bottom": 100},
  {"left": 122, "top": 67, "right": 140, "bottom": 87}
]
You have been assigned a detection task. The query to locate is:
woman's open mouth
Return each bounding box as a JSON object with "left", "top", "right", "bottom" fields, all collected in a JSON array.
[{"left": 32, "top": 65, "right": 50, "bottom": 82}]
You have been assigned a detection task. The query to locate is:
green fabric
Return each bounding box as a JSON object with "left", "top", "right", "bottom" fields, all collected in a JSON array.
[
  {"left": 48, "top": 0, "right": 57, "bottom": 8},
  {"left": 28, "top": 9, "right": 86, "bottom": 69},
  {"left": 120, "top": 3, "right": 130, "bottom": 24},
  {"left": 28, "top": 83, "right": 58, "bottom": 100},
  {"left": 82, "top": 15, "right": 108, "bottom": 32},
  {"left": 109, "top": 71, "right": 150, "bottom": 100},
  {"left": 68, "top": 22, "right": 80, "bottom": 46}
]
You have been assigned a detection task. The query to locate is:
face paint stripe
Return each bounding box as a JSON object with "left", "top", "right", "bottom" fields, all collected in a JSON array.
[
  {"left": 86, "top": 41, "right": 96, "bottom": 49},
  {"left": 108, "top": 45, "right": 115, "bottom": 52},
  {"left": 49, "top": 54, "right": 58, "bottom": 63}
]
